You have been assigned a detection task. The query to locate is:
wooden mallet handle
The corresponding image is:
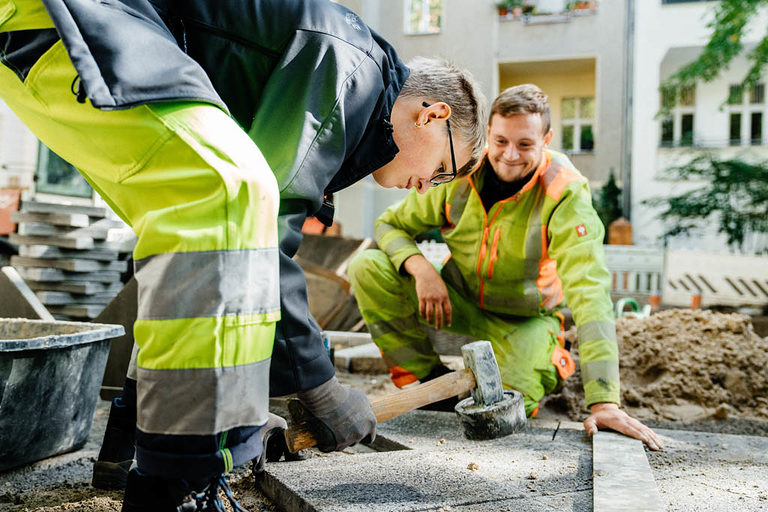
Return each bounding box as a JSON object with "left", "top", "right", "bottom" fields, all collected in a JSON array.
[{"left": 284, "top": 368, "right": 476, "bottom": 453}]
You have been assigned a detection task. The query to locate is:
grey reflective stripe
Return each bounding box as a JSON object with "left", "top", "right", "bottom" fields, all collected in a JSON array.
[
  {"left": 483, "top": 293, "right": 538, "bottom": 312},
  {"left": 374, "top": 222, "right": 397, "bottom": 242},
  {"left": 382, "top": 236, "right": 418, "bottom": 260},
  {"left": 523, "top": 188, "right": 544, "bottom": 310},
  {"left": 369, "top": 315, "right": 421, "bottom": 339},
  {"left": 127, "top": 342, "right": 139, "bottom": 381},
  {"left": 134, "top": 248, "right": 279, "bottom": 320},
  {"left": 578, "top": 321, "right": 617, "bottom": 344},
  {"left": 136, "top": 358, "right": 270, "bottom": 435},
  {"left": 581, "top": 359, "right": 620, "bottom": 385},
  {"left": 447, "top": 180, "right": 471, "bottom": 226},
  {"left": 541, "top": 161, "right": 563, "bottom": 190},
  {"left": 441, "top": 258, "right": 473, "bottom": 298}
]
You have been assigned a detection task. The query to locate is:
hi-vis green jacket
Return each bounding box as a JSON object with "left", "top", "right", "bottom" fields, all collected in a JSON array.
[{"left": 375, "top": 150, "right": 620, "bottom": 407}]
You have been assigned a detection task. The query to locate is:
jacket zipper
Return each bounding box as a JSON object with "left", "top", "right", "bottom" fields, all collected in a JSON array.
[{"left": 487, "top": 227, "right": 502, "bottom": 278}]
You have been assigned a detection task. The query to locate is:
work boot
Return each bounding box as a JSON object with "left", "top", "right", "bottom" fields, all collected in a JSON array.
[
  {"left": 121, "top": 468, "right": 198, "bottom": 512},
  {"left": 92, "top": 396, "right": 136, "bottom": 490},
  {"left": 122, "top": 469, "right": 249, "bottom": 512},
  {"left": 418, "top": 364, "right": 461, "bottom": 412}
]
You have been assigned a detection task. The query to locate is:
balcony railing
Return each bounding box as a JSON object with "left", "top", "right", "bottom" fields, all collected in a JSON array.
[{"left": 497, "top": 1, "right": 597, "bottom": 25}]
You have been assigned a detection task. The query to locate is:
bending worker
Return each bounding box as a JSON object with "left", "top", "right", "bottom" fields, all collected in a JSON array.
[
  {"left": 348, "top": 84, "right": 663, "bottom": 450},
  {"left": 0, "top": 0, "right": 487, "bottom": 510}
]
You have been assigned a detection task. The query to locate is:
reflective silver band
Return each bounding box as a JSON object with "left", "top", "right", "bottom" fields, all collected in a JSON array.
[
  {"left": 541, "top": 161, "right": 563, "bottom": 190},
  {"left": 578, "top": 320, "right": 617, "bottom": 344},
  {"left": 524, "top": 189, "right": 545, "bottom": 310},
  {"left": 448, "top": 180, "right": 471, "bottom": 226},
  {"left": 136, "top": 358, "right": 270, "bottom": 435},
  {"left": 134, "top": 248, "right": 279, "bottom": 320},
  {"left": 581, "top": 359, "right": 620, "bottom": 385}
]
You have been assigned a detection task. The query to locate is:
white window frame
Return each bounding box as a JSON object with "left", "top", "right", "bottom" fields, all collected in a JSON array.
[
  {"left": 404, "top": 0, "right": 442, "bottom": 35},
  {"left": 659, "top": 85, "right": 695, "bottom": 147},
  {"left": 727, "top": 82, "right": 766, "bottom": 147},
  {"left": 561, "top": 96, "right": 596, "bottom": 153}
]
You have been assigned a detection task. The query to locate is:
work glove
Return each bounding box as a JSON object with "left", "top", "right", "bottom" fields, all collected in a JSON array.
[
  {"left": 253, "top": 412, "right": 307, "bottom": 479},
  {"left": 290, "top": 376, "right": 376, "bottom": 452}
]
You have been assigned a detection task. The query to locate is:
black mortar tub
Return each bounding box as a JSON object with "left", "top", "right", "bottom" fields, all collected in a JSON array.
[{"left": 0, "top": 319, "right": 124, "bottom": 472}]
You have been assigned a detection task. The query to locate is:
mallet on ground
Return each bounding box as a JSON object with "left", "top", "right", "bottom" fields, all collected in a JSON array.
[{"left": 284, "top": 340, "right": 526, "bottom": 452}]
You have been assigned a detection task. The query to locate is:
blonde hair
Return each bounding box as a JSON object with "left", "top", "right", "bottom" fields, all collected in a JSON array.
[
  {"left": 491, "top": 84, "right": 551, "bottom": 134},
  {"left": 400, "top": 57, "right": 487, "bottom": 176}
]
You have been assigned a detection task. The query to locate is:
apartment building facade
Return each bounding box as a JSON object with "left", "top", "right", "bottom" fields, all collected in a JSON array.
[{"left": 1, "top": 1, "right": 766, "bottom": 251}]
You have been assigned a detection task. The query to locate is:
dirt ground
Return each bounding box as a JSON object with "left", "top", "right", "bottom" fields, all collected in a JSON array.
[
  {"left": 3, "top": 309, "right": 768, "bottom": 511},
  {"left": 542, "top": 309, "right": 768, "bottom": 435}
]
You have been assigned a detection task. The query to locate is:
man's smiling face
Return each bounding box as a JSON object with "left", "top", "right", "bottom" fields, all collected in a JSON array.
[{"left": 486, "top": 112, "right": 553, "bottom": 182}]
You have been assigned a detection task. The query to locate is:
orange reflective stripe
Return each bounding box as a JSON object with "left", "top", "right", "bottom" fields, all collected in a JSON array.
[
  {"left": 554, "top": 310, "right": 566, "bottom": 346},
  {"left": 551, "top": 345, "right": 576, "bottom": 380},
  {"left": 530, "top": 406, "right": 539, "bottom": 418},
  {"left": 390, "top": 366, "right": 419, "bottom": 388},
  {"left": 544, "top": 164, "right": 581, "bottom": 202},
  {"left": 441, "top": 202, "right": 454, "bottom": 233}
]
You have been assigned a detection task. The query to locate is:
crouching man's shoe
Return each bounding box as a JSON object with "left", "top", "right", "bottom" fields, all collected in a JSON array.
[{"left": 122, "top": 469, "right": 249, "bottom": 512}]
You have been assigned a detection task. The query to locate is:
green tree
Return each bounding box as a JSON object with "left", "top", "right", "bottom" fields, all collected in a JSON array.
[
  {"left": 645, "top": 156, "right": 768, "bottom": 251},
  {"left": 660, "top": 0, "right": 768, "bottom": 111},
  {"left": 593, "top": 169, "right": 623, "bottom": 243}
]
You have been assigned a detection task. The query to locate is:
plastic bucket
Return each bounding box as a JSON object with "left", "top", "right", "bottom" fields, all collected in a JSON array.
[{"left": 0, "top": 319, "right": 124, "bottom": 471}]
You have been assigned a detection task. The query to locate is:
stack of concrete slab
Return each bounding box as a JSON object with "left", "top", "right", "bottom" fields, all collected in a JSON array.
[{"left": 9, "top": 201, "right": 130, "bottom": 320}]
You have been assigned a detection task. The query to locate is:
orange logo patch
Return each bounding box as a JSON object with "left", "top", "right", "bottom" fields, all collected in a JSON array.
[{"left": 575, "top": 224, "right": 587, "bottom": 237}]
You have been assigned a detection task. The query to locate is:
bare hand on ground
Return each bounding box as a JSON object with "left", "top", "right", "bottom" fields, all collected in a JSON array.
[
  {"left": 584, "top": 402, "right": 663, "bottom": 450},
  {"left": 404, "top": 254, "right": 452, "bottom": 329}
]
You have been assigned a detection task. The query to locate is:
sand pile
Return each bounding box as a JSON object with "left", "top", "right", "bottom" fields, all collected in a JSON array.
[{"left": 546, "top": 309, "right": 768, "bottom": 423}]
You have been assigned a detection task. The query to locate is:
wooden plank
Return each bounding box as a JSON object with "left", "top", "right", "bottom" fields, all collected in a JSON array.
[
  {"left": 593, "top": 432, "right": 663, "bottom": 512},
  {"left": 21, "top": 200, "right": 107, "bottom": 218},
  {"left": 11, "top": 255, "right": 127, "bottom": 273},
  {"left": 19, "top": 244, "right": 119, "bottom": 262},
  {"left": 11, "top": 211, "right": 90, "bottom": 227},
  {"left": 10, "top": 233, "right": 93, "bottom": 250},
  {"left": 16, "top": 267, "right": 121, "bottom": 283}
]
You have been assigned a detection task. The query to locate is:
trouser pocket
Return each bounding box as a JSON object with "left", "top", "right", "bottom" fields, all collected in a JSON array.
[{"left": 0, "top": 28, "right": 59, "bottom": 81}]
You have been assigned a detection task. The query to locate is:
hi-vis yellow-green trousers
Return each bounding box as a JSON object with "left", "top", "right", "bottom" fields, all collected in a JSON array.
[
  {"left": 349, "top": 249, "right": 562, "bottom": 416},
  {"left": 0, "top": 1, "right": 279, "bottom": 479}
]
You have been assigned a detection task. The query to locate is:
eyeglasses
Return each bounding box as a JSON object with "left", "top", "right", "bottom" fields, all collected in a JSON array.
[{"left": 422, "top": 102, "right": 458, "bottom": 186}]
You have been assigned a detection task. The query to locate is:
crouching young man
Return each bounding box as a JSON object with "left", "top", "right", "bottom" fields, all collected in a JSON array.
[{"left": 349, "top": 84, "right": 662, "bottom": 450}]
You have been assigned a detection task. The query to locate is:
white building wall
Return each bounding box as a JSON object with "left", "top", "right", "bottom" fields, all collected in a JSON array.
[
  {"left": 632, "top": 1, "right": 768, "bottom": 252},
  {"left": 0, "top": 101, "right": 38, "bottom": 191}
]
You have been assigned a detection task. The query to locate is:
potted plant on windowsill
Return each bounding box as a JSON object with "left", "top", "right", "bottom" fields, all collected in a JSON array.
[{"left": 497, "top": 0, "right": 524, "bottom": 18}]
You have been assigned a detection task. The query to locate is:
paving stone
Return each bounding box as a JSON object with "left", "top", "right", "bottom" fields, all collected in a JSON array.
[
  {"left": 25, "top": 280, "right": 123, "bottom": 295},
  {"left": 11, "top": 255, "right": 127, "bottom": 272},
  {"left": 18, "top": 221, "right": 109, "bottom": 240},
  {"left": 19, "top": 244, "right": 119, "bottom": 261},
  {"left": 10, "top": 211, "right": 90, "bottom": 227},
  {"left": 261, "top": 412, "right": 768, "bottom": 512},
  {"left": 593, "top": 432, "right": 662, "bottom": 512},
  {"left": 16, "top": 267, "right": 121, "bottom": 283},
  {"left": 21, "top": 200, "right": 107, "bottom": 218},
  {"left": 334, "top": 343, "right": 387, "bottom": 374},
  {"left": 10, "top": 233, "right": 94, "bottom": 250}
]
